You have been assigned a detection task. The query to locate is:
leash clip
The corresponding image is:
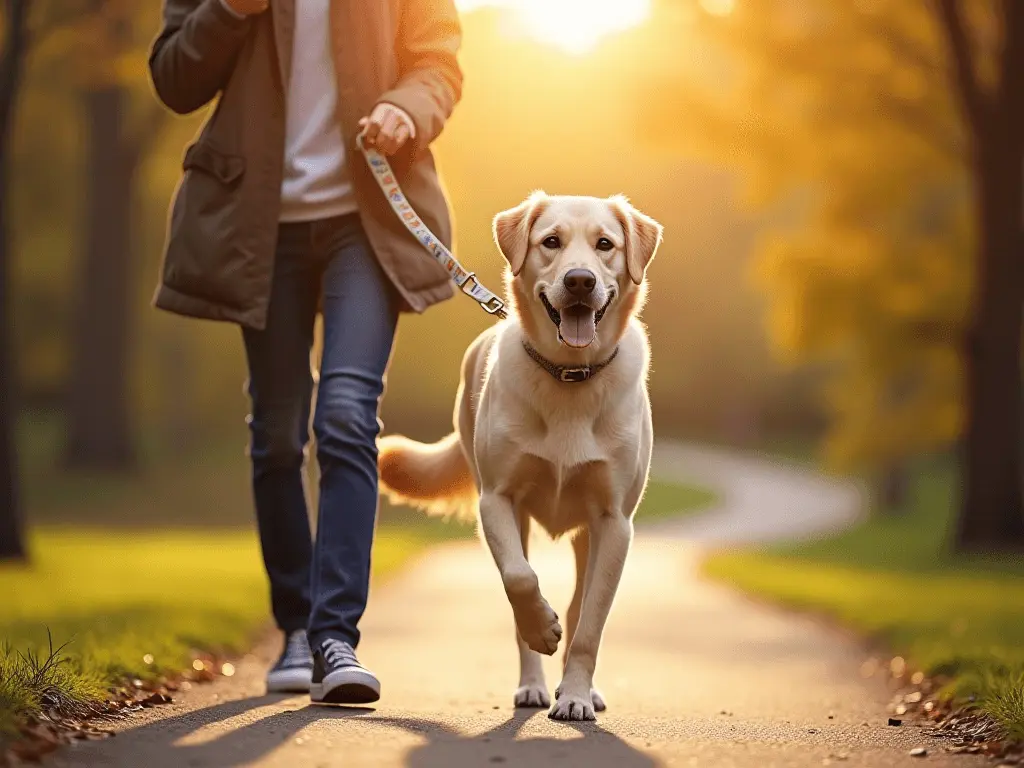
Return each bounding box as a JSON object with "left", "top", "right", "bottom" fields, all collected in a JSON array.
[
  {"left": 484, "top": 298, "right": 508, "bottom": 319},
  {"left": 460, "top": 274, "right": 508, "bottom": 319}
]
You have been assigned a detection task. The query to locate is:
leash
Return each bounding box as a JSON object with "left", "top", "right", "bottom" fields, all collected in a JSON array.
[{"left": 357, "top": 136, "right": 507, "bottom": 320}]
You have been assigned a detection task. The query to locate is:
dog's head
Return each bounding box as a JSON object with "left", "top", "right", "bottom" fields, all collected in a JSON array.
[{"left": 493, "top": 192, "right": 663, "bottom": 350}]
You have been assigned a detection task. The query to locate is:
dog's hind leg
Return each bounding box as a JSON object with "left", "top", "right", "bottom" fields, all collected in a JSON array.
[
  {"left": 513, "top": 514, "right": 550, "bottom": 708},
  {"left": 550, "top": 513, "right": 632, "bottom": 721},
  {"left": 479, "top": 492, "right": 562, "bottom": 656}
]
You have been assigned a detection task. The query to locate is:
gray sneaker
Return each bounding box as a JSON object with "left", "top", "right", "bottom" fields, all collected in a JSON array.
[
  {"left": 266, "top": 630, "right": 313, "bottom": 693},
  {"left": 310, "top": 638, "right": 380, "bottom": 704}
]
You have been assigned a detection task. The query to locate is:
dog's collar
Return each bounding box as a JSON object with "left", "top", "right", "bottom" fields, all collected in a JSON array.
[{"left": 522, "top": 340, "right": 619, "bottom": 383}]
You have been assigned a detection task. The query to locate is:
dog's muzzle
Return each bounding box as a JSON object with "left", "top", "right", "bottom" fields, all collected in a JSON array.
[{"left": 539, "top": 290, "right": 616, "bottom": 328}]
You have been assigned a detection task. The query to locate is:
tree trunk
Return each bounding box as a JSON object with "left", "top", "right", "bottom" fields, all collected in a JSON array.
[
  {"left": 877, "top": 461, "right": 910, "bottom": 514},
  {"left": 953, "top": 4, "right": 1024, "bottom": 553},
  {"left": 0, "top": 147, "right": 22, "bottom": 560},
  {"left": 162, "top": 332, "right": 195, "bottom": 456},
  {"left": 0, "top": 0, "right": 32, "bottom": 562},
  {"left": 956, "top": 153, "right": 1024, "bottom": 550},
  {"left": 63, "top": 84, "right": 137, "bottom": 471}
]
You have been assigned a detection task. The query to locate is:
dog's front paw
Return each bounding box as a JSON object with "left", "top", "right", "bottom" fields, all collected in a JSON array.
[
  {"left": 509, "top": 593, "right": 562, "bottom": 655},
  {"left": 554, "top": 683, "right": 606, "bottom": 713},
  {"left": 548, "top": 688, "right": 596, "bottom": 722},
  {"left": 514, "top": 682, "right": 551, "bottom": 708}
]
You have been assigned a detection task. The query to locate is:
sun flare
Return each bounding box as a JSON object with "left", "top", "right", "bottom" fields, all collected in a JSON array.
[{"left": 457, "top": 0, "right": 652, "bottom": 54}]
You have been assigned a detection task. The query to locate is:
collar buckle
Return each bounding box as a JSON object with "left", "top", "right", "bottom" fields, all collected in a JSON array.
[{"left": 559, "top": 367, "right": 590, "bottom": 383}]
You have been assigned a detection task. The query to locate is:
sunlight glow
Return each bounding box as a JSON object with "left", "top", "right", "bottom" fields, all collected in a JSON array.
[
  {"left": 457, "top": 0, "right": 652, "bottom": 54},
  {"left": 699, "top": 0, "right": 736, "bottom": 16}
]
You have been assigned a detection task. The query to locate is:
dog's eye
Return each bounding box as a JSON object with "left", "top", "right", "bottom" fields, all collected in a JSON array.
[
  {"left": 596, "top": 237, "right": 614, "bottom": 252},
  {"left": 542, "top": 235, "right": 561, "bottom": 250}
]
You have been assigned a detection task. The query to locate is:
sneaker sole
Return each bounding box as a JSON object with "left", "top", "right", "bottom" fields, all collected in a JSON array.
[
  {"left": 310, "top": 669, "right": 380, "bottom": 705},
  {"left": 266, "top": 667, "right": 313, "bottom": 694}
]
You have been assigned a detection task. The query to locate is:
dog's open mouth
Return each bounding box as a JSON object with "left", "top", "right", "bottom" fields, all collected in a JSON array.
[{"left": 540, "top": 291, "right": 615, "bottom": 349}]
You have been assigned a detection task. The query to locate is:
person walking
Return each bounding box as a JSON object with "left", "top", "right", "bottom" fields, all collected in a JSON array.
[{"left": 148, "top": 0, "right": 462, "bottom": 704}]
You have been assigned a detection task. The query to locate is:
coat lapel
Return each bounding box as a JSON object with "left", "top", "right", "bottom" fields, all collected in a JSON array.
[{"left": 272, "top": 0, "right": 295, "bottom": 92}]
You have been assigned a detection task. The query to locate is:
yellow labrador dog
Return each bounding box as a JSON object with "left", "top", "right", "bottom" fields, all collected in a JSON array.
[{"left": 378, "top": 192, "right": 663, "bottom": 721}]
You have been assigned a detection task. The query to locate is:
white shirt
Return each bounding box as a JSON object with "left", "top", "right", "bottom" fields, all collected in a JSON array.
[
  {"left": 218, "top": 0, "right": 414, "bottom": 222},
  {"left": 278, "top": 0, "right": 357, "bottom": 221}
]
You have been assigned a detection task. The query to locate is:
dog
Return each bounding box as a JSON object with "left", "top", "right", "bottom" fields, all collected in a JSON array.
[{"left": 378, "top": 191, "right": 663, "bottom": 721}]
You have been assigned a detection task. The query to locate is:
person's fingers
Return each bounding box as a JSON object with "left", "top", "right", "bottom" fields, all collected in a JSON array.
[
  {"left": 358, "top": 106, "right": 413, "bottom": 153},
  {"left": 361, "top": 116, "right": 382, "bottom": 147},
  {"left": 375, "top": 110, "right": 404, "bottom": 154},
  {"left": 392, "top": 121, "right": 411, "bottom": 152}
]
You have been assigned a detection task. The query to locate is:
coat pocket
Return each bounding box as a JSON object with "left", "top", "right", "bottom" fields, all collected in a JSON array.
[
  {"left": 163, "top": 142, "right": 252, "bottom": 309},
  {"left": 182, "top": 142, "right": 245, "bottom": 185}
]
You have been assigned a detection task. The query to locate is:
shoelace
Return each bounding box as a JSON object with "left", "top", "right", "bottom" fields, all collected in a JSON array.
[
  {"left": 282, "top": 630, "right": 311, "bottom": 666},
  {"left": 321, "top": 638, "right": 359, "bottom": 669}
]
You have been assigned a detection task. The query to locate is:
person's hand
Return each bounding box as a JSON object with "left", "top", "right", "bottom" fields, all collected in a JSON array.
[
  {"left": 222, "top": 0, "right": 269, "bottom": 17},
  {"left": 358, "top": 103, "right": 416, "bottom": 156}
]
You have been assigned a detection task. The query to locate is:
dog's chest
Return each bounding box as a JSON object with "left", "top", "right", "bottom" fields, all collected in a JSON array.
[{"left": 504, "top": 449, "right": 617, "bottom": 537}]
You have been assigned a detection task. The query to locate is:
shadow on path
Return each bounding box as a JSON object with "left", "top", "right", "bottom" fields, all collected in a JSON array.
[
  {"left": 377, "top": 710, "right": 658, "bottom": 768},
  {"left": 78, "top": 696, "right": 659, "bottom": 768}
]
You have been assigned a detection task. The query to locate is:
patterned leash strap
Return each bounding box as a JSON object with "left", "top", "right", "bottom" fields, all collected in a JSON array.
[{"left": 357, "top": 136, "right": 507, "bottom": 320}]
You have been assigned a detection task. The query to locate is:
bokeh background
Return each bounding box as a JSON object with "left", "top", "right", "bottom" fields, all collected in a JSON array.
[
  {"left": 2, "top": 0, "right": 1024, "bottom": 752},
  {"left": 9, "top": 0, "right": 821, "bottom": 476}
]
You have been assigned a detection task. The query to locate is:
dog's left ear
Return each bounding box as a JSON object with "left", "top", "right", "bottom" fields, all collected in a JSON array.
[
  {"left": 609, "top": 196, "right": 664, "bottom": 285},
  {"left": 493, "top": 191, "right": 548, "bottom": 276}
]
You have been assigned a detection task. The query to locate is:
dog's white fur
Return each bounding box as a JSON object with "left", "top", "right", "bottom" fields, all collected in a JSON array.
[{"left": 378, "top": 192, "right": 663, "bottom": 722}]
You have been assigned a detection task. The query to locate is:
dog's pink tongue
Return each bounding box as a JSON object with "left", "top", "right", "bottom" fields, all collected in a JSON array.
[{"left": 558, "top": 306, "right": 597, "bottom": 348}]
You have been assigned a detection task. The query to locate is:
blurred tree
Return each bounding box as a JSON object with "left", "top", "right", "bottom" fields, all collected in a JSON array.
[
  {"left": 63, "top": 0, "right": 166, "bottom": 470},
  {"left": 0, "top": 0, "right": 32, "bottom": 560},
  {"left": 932, "top": 1, "right": 1024, "bottom": 550},
  {"left": 646, "top": 0, "right": 1023, "bottom": 549}
]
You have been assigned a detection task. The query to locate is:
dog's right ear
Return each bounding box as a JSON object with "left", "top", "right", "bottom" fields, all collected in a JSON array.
[{"left": 493, "top": 191, "right": 548, "bottom": 276}]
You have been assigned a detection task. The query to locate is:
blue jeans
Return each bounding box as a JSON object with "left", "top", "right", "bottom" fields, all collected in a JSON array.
[{"left": 243, "top": 213, "right": 399, "bottom": 650}]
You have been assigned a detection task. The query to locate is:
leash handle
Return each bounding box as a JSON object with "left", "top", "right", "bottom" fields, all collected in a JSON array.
[{"left": 357, "top": 136, "right": 507, "bottom": 320}]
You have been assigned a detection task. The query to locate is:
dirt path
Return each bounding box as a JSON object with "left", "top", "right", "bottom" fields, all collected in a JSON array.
[{"left": 52, "top": 443, "right": 978, "bottom": 768}]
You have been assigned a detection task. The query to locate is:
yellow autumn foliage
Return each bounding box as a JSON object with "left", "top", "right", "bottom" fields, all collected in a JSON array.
[{"left": 647, "top": 0, "right": 975, "bottom": 470}]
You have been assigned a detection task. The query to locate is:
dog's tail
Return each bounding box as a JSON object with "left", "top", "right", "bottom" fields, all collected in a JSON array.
[{"left": 378, "top": 432, "right": 477, "bottom": 523}]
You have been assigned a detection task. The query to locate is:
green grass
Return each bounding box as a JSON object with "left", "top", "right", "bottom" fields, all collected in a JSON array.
[
  {"left": 0, "top": 525, "right": 456, "bottom": 738},
  {"left": 704, "top": 462, "right": 1024, "bottom": 738},
  {"left": 1, "top": 433, "right": 475, "bottom": 740},
  {"left": 636, "top": 479, "right": 719, "bottom": 522}
]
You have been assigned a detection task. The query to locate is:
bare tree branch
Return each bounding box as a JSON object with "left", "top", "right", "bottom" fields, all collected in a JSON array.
[
  {"left": 874, "top": 94, "right": 966, "bottom": 163},
  {"left": 932, "top": 0, "right": 989, "bottom": 136},
  {"left": 854, "top": 13, "right": 944, "bottom": 81},
  {"left": 999, "top": 0, "right": 1024, "bottom": 137},
  {"left": 27, "top": 0, "right": 90, "bottom": 50},
  {"left": 0, "top": 0, "right": 33, "bottom": 134}
]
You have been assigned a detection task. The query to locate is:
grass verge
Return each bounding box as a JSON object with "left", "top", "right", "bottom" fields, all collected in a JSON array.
[
  {"left": 704, "top": 461, "right": 1024, "bottom": 739},
  {"left": 0, "top": 524, "right": 452, "bottom": 739},
  {"left": 636, "top": 478, "right": 719, "bottom": 523}
]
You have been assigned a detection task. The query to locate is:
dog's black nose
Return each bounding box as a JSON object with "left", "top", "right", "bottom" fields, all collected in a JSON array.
[{"left": 563, "top": 269, "right": 597, "bottom": 297}]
